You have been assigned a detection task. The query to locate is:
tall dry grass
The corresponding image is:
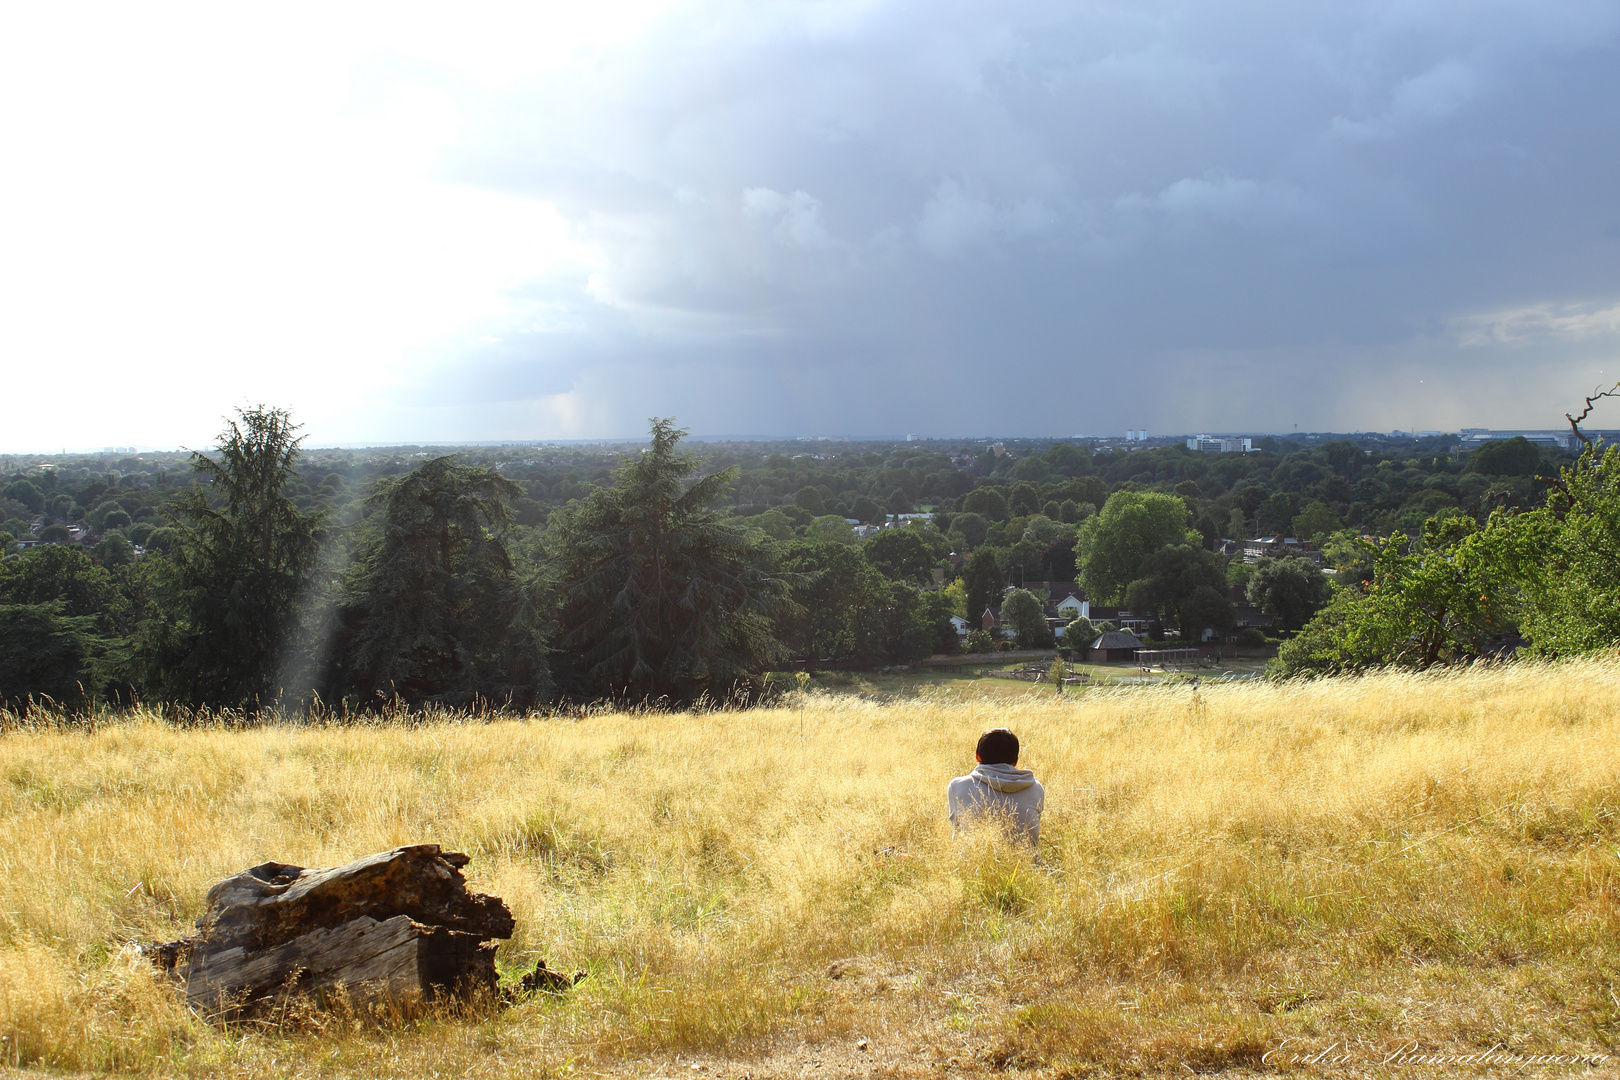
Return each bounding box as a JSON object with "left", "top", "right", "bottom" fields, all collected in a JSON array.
[{"left": 1, "top": 659, "right": 1617, "bottom": 1075}]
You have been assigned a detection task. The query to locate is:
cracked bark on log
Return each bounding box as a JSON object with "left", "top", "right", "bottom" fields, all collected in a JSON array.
[{"left": 153, "top": 844, "right": 513, "bottom": 1016}]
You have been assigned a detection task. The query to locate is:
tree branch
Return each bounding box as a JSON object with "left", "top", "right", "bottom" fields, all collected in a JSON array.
[{"left": 1566, "top": 384, "right": 1620, "bottom": 448}]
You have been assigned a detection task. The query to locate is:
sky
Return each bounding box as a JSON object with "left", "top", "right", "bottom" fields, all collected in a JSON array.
[{"left": 3, "top": 0, "right": 1620, "bottom": 450}]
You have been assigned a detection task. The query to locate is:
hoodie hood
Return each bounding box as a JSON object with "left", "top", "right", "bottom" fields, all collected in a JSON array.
[{"left": 971, "top": 762, "right": 1035, "bottom": 793}]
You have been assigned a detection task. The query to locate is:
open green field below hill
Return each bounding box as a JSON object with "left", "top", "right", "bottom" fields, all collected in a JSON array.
[{"left": 803, "top": 656, "right": 1273, "bottom": 701}]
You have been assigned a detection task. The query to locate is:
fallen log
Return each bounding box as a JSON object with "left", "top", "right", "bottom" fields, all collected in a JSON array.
[{"left": 153, "top": 844, "right": 514, "bottom": 1016}]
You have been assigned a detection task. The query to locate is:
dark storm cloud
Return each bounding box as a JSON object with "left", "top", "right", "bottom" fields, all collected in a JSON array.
[{"left": 405, "top": 0, "right": 1620, "bottom": 435}]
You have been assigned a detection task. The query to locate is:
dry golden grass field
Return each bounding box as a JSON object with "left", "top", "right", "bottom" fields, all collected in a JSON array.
[{"left": 2, "top": 659, "right": 1619, "bottom": 1078}]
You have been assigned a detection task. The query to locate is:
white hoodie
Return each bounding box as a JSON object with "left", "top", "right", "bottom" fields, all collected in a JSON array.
[{"left": 946, "top": 762, "right": 1045, "bottom": 845}]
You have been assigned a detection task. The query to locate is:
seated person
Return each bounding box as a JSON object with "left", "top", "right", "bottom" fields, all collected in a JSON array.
[{"left": 947, "top": 727, "right": 1045, "bottom": 845}]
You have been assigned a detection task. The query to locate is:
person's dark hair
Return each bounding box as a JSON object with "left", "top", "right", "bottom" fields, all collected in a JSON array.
[{"left": 976, "top": 728, "right": 1019, "bottom": 766}]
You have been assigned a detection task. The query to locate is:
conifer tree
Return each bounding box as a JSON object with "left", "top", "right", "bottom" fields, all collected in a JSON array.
[
  {"left": 141, "top": 406, "right": 321, "bottom": 708},
  {"left": 336, "top": 457, "right": 549, "bottom": 708},
  {"left": 549, "top": 418, "right": 787, "bottom": 702}
]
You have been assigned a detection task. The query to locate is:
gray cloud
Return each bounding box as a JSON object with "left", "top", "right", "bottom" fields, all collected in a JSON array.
[{"left": 395, "top": 0, "right": 1620, "bottom": 435}]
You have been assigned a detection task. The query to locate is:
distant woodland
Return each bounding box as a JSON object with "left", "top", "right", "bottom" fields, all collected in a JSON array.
[{"left": 1, "top": 406, "right": 1613, "bottom": 713}]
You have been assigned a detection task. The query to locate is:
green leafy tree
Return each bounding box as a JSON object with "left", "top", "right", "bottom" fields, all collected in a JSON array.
[
  {"left": 870, "top": 581, "right": 958, "bottom": 662},
  {"left": 775, "top": 541, "right": 888, "bottom": 667},
  {"left": 1048, "top": 657, "right": 1068, "bottom": 692},
  {"left": 1465, "top": 436, "right": 1540, "bottom": 477},
  {"left": 850, "top": 495, "right": 884, "bottom": 524},
  {"left": 793, "top": 486, "right": 826, "bottom": 515},
  {"left": 805, "top": 515, "right": 857, "bottom": 544},
  {"left": 1123, "top": 544, "right": 1233, "bottom": 638},
  {"left": 1179, "top": 585, "right": 1237, "bottom": 642},
  {"left": 0, "top": 603, "right": 99, "bottom": 710},
  {"left": 87, "top": 500, "right": 125, "bottom": 530},
  {"left": 1321, "top": 529, "right": 1376, "bottom": 586},
  {"left": 1045, "top": 442, "right": 1091, "bottom": 476},
  {"left": 0, "top": 546, "right": 123, "bottom": 709},
  {"left": 1070, "top": 476, "right": 1109, "bottom": 507},
  {"left": 750, "top": 509, "right": 796, "bottom": 541},
  {"left": 999, "top": 587, "right": 1053, "bottom": 648},
  {"left": 1321, "top": 440, "right": 1364, "bottom": 479},
  {"left": 0, "top": 545, "right": 121, "bottom": 622},
  {"left": 139, "top": 406, "right": 324, "bottom": 708},
  {"left": 335, "top": 457, "right": 549, "bottom": 708},
  {"left": 964, "top": 627, "right": 994, "bottom": 654},
  {"left": 3, "top": 479, "right": 43, "bottom": 513},
  {"left": 1008, "top": 482, "right": 1041, "bottom": 517},
  {"left": 1276, "top": 517, "right": 1511, "bottom": 674},
  {"left": 1256, "top": 492, "right": 1298, "bottom": 535},
  {"left": 93, "top": 533, "right": 133, "bottom": 567},
  {"left": 776, "top": 504, "right": 813, "bottom": 527},
  {"left": 864, "top": 529, "right": 935, "bottom": 584},
  {"left": 1062, "top": 614, "right": 1094, "bottom": 648},
  {"left": 143, "top": 527, "right": 181, "bottom": 555},
  {"left": 1020, "top": 515, "right": 1064, "bottom": 548},
  {"left": 961, "top": 488, "right": 1008, "bottom": 521},
  {"left": 962, "top": 548, "right": 1003, "bottom": 622},
  {"left": 1291, "top": 500, "right": 1341, "bottom": 541},
  {"left": 1075, "top": 491, "right": 1198, "bottom": 603},
  {"left": 1503, "top": 441, "right": 1620, "bottom": 654},
  {"left": 1008, "top": 515, "right": 1076, "bottom": 582},
  {"left": 952, "top": 511, "right": 989, "bottom": 547},
  {"left": 549, "top": 419, "right": 788, "bottom": 702},
  {"left": 1011, "top": 458, "right": 1052, "bottom": 483},
  {"left": 1246, "top": 556, "right": 1331, "bottom": 632}
]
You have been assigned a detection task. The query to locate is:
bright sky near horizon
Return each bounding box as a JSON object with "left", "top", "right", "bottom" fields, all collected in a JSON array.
[{"left": 3, "top": 1, "right": 1619, "bottom": 451}]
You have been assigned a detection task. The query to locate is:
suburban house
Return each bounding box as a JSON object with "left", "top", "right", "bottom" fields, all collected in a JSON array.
[
  {"left": 1241, "top": 536, "right": 1322, "bottom": 564},
  {"left": 1086, "top": 605, "right": 1152, "bottom": 634},
  {"left": 1230, "top": 584, "right": 1275, "bottom": 632},
  {"left": 1021, "top": 581, "right": 1092, "bottom": 636}
]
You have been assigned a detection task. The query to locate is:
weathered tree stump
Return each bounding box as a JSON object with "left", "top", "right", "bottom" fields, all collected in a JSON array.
[{"left": 153, "top": 844, "right": 514, "bottom": 1016}]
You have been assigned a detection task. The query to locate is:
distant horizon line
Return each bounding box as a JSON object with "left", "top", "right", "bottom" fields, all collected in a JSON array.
[{"left": 1, "top": 426, "right": 1607, "bottom": 458}]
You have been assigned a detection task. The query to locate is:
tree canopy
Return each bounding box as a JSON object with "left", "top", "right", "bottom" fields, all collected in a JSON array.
[
  {"left": 1246, "top": 555, "right": 1331, "bottom": 633},
  {"left": 864, "top": 529, "right": 935, "bottom": 584},
  {"left": 1075, "top": 491, "right": 1198, "bottom": 603},
  {"left": 335, "top": 457, "right": 549, "bottom": 708},
  {"left": 549, "top": 419, "right": 788, "bottom": 702},
  {"left": 999, "top": 588, "right": 1053, "bottom": 648},
  {"left": 138, "top": 406, "right": 323, "bottom": 708},
  {"left": 1124, "top": 544, "right": 1233, "bottom": 640}
]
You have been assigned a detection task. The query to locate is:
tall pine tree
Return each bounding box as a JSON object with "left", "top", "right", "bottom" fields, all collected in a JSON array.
[
  {"left": 334, "top": 457, "right": 549, "bottom": 708},
  {"left": 140, "top": 406, "right": 322, "bottom": 709},
  {"left": 549, "top": 419, "right": 788, "bottom": 702}
]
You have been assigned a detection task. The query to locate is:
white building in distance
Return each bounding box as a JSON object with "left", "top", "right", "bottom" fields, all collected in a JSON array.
[{"left": 1186, "top": 435, "right": 1254, "bottom": 453}]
